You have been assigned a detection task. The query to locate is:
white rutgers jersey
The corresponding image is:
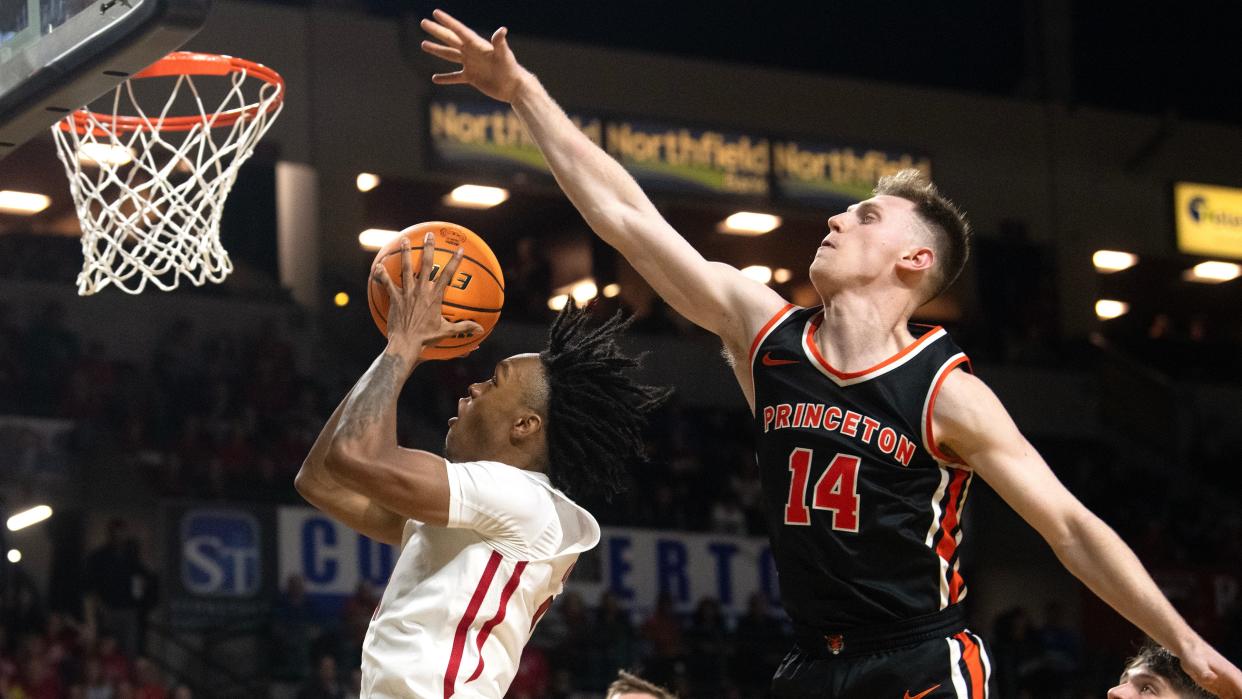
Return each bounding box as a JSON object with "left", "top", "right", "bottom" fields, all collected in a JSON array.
[{"left": 361, "top": 459, "right": 600, "bottom": 699}]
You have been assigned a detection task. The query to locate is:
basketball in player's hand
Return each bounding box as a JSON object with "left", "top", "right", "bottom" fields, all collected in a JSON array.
[{"left": 368, "top": 221, "right": 504, "bottom": 360}]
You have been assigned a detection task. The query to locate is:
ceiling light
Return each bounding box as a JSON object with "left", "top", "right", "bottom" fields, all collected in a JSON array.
[
  {"left": 1184, "top": 261, "right": 1241, "bottom": 283},
  {"left": 333, "top": 292, "right": 350, "bottom": 307},
  {"left": 6, "top": 549, "right": 19, "bottom": 563},
  {"left": 741, "top": 265, "right": 773, "bottom": 284},
  {"left": 356, "top": 173, "right": 381, "bottom": 192},
  {"left": 6, "top": 505, "right": 52, "bottom": 531},
  {"left": 602, "top": 283, "right": 621, "bottom": 298},
  {"left": 358, "top": 228, "right": 399, "bottom": 251},
  {"left": 0, "top": 190, "right": 51, "bottom": 215},
  {"left": 1094, "top": 299, "right": 1129, "bottom": 320},
  {"left": 773, "top": 268, "right": 793, "bottom": 283},
  {"left": 445, "top": 184, "right": 509, "bottom": 209},
  {"left": 77, "top": 143, "right": 134, "bottom": 167},
  {"left": 1092, "top": 250, "right": 1138, "bottom": 273},
  {"left": 571, "top": 280, "right": 598, "bottom": 303},
  {"left": 718, "top": 211, "right": 781, "bottom": 235}
]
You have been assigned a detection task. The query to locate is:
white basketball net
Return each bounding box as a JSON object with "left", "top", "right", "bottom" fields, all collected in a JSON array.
[{"left": 51, "top": 61, "right": 283, "bottom": 295}]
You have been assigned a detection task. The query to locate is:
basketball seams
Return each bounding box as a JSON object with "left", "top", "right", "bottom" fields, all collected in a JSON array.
[{"left": 375, "top": 246, "right": 506, "bottom": 292}]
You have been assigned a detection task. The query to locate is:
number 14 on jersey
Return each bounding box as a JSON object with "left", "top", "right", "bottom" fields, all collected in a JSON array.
[{"left": 784, "top": 449, "right": 861, "bottom": 532}]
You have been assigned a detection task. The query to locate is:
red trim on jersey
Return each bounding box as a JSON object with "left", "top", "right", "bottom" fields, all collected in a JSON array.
[
  {"left": 465, "top": 561, "right": 528, "bottom": 683},
  {"left": 956, "top": 631, "right": 986, "bottom": 698},
  {"left": 924, "top": 355, "right": 971, "bottom": 464},
  {"left": 935, "top": 470, "right": 969, "bottom": 604},
  {"left": 804, "top": 313, "right": 945, "bottom": 380},
  {"left": 529, "top": 597, "right": 553, "bottom": 631},
  {"left": 748, "top": 303, "right": 796, "bottom": 364},
  {"left": 444, "top": 550, "right": 503, "bottom": 699}
]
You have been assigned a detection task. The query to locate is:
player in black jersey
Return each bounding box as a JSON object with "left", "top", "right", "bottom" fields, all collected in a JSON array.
[{"left": 421, "top": 12, "right": 1242, "bottom": 699}]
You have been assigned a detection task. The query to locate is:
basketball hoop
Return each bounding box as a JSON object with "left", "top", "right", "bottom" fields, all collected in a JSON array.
[{"left": 51, "top": 52, "right": 285, "bottom": 295}]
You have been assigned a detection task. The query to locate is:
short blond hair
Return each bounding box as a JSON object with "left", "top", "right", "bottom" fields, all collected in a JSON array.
[
  {"left": 606, "top": 670, "right": 677, "bottom": 699},
  {"left": 874, "top": 168, "right": 971, "bottom": 301}
]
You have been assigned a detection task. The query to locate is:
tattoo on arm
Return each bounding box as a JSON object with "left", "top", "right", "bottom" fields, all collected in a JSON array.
[{"left": 338, "top": 353, "right": 409, "bottom": 441}]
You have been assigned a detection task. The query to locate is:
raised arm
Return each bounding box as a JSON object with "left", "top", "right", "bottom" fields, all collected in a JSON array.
[
  {"left": 932, "top": 370, "right": 1242, "bottom": 699},
  {"left": 299, "top": 235, "right": 483, "bottom": 539},
  {"left": 295, "top": 395, "right": 407, "bottom": 546},
  {"left": 419, "top": 10, "right": 786, "bottom": 351}
]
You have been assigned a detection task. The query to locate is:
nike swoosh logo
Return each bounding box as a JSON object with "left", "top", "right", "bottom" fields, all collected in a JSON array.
[
  {"left": 904, "top": 684, "right": 941, "bottom": 699},
  {"left": 762, "top": 351, "right": 799, "bottom": 366}
]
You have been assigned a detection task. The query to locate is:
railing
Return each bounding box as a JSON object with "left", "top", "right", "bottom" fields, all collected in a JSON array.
[{"left": 147, "top": 620, "right": 269, "bottom": 698}]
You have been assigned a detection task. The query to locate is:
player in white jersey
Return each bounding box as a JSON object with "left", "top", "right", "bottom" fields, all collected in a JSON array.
[{"left": 294, "top": 234, "right": 670, "bottom": 698}]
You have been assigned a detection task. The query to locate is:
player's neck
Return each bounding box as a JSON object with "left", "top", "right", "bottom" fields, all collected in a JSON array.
[{"left": 815, "top": 291, "right": 918, "bottom": 372}]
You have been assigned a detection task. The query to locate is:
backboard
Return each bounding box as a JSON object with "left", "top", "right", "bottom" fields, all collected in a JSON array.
[{"left": 0, "top": 0, "right": 209, "bottom": 159}]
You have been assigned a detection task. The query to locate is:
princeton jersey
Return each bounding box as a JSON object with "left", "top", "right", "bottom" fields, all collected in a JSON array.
[
  {"left": 750, "top": 304, "right": 974, "bottom": 630},
  {"left": 361, "top": 460, "right": 600, "bottom": 699}
]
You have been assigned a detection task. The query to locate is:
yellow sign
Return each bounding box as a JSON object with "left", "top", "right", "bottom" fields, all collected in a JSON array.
[{"left": 1174, "top": 182, "right": 1242, "bottom": 259}]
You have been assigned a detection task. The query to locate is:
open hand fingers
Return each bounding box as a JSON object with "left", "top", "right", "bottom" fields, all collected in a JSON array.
[
  {"left": 418, "top": 232, "right": 436, "bottom": 288},
  {"left": 372, "top": 260, "right": 399, "bottom": 301},
  {"left": 419, "top": 18, "right": 462, "bottom": 47},
  {"left": 420, "top": 40, "right": 462, "bottom": 64},
  {"left": 431, "top": 9, "right": 486, "bottom": 47},
  {"left": 431, "top": 71, "right": 467, "bottom": 85},
  {"left": 435, "top": 248, "right": 465, "bottom": 295},
  {"left": 398, "top": 237, "right": 414, "bottom": 291}
]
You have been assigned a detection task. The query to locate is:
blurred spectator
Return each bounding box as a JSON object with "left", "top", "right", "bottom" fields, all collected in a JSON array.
[
  {"left": 84, "top": 521, "right": 157, "bottom": 658},
  {"left": 78, "top": 656, "right": 113, "bottom": 699},
  {"left": 991, "top": 606, "right": 1040, "bottom": 698},
  {"left": 708, "top": 493, "right": 746, "bottom": 536},
  {"left": 505, "top": 645, "right": 550, "bottom": 699},
  {"left": 132, "top": 657, "right": 167, "bottom": 699},
  {"left": 640, "top": 593, "right": 685, "bottom": 688},
  {"left": 297, "top": 654, "right": 345, "bottom": 699},
  {"left": 96, "top": 634, "right": 132, "bottom": 685},
  {"left": 18, "top": 653, "right": 64, "bottom": 699},
  {"left": 683, "top": 597, "right": 728, "bottom": 696},
  {"left": 589, "top": 591, "right": 636, "bottom": 690},
  {"left": 270, "top": 575, "right": 317, "bottom": 682},
  {"left": 731, "top": 593, "right": 787, "bottom": 695}
]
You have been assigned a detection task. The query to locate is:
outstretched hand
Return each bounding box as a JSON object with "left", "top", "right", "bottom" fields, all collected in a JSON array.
[
  {"left": 420, "top": 9, "right": 530, "bottom": 103},
  {"left": 372, "top": 232, "right": 482, "bottom": 362},
  {"left": 1180, "top": 641, "right": 1242, "bottom": 699}
]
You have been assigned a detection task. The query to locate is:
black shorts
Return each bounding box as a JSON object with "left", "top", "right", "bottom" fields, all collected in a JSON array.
[{"left": 772, "top": 608, "right": 993, "bottom": 698}]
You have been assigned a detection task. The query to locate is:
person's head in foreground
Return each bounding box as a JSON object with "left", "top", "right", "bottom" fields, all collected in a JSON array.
[
  {"left": 606, "top": 669, "right": 678, "bottom": 699},
  {"left": 810, "top": 168, "right": 971, "bottom": 308},
  {"left": 1108, "top": 641, "right": 1217, "bottom": 699},
  {"left": 444, "top": 302, "right": 671, "bottom": 498}
]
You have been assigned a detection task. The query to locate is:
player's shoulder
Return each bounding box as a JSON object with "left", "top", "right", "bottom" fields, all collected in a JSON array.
[{"left": 932, "top": 368, "right": 1017, "bottom": 437}]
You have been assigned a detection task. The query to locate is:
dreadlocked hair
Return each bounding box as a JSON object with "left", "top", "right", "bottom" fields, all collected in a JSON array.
[{"left": 539, "top": 303, "right": 672, "bottom": 499}]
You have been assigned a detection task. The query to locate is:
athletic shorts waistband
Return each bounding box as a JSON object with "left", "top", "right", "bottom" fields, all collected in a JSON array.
[{"left": 791, "top": 605, "right": 967, "bottom": 658}]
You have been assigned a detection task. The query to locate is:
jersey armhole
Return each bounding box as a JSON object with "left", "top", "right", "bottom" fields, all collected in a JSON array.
[
  {"left": 748, "top": 303, "right": 797, "bottom": 365},
  {"left": 922, "top": 353, "right": 971, "bottom": 465}
]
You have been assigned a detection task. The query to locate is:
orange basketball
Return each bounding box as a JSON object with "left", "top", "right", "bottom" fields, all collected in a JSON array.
[{"left": 367, "top": 221, "right": 504, "bottom": 360}]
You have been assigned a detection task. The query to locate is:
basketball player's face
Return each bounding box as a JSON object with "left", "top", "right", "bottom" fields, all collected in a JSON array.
[
  {"left": 809, "top": 195, "right": 924, "bottom": 297},
  {"left": 444, "top": 354, "right": 546, "bottom": 462}
]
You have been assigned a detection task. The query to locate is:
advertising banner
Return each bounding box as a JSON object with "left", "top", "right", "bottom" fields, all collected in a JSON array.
[
  {"left": 277, "top": 505, "right": 779, "bottom": 617},
  {"left": 162, "top": 502, "right": 277, "bottom": 630},
  {"left": 604, "top": 119, "right": 769, "bottom": 196},
  {"left": 1174, "top": 182, "right": 1242, "bottom": 259},
  {"left": 773, "top": 139, "right": 931, "bottom": 209},
  {"left": 428, "top": 98, "right": 602, "bottom": 176}
]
